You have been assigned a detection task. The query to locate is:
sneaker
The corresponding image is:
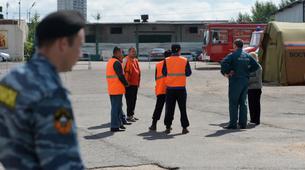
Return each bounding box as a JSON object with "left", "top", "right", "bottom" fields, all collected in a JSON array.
[
  {"left": 182, "top": 128, "right": 189, "bottom": 134},
  {"left": 149, "top": 124, "right": 156, "bottom": 131},
  {"left": 120, "top": 125, "right": 126, "bottom": 130},
  {"left": 127, "top": 116, "right": 136, "bottom": 122},
  {"left": 133, "top": 117, "right": 139, "bottom": 121},
  {"left": 123, "top": 122, "right": 132, "bottom": 125}
]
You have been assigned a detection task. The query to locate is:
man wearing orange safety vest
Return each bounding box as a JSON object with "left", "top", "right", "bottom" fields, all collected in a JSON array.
[
  {"left": 162, "top": 44, "right": 192, "bottom": 134},
  {"left": 106, "top": 47, "right": 129, "bottom": 132},
  {"left": 123, "top": 47, "right": 141, "bottom": 122},
  {"left": 149, "top": 50, "right": 172, "bottom": 131}
]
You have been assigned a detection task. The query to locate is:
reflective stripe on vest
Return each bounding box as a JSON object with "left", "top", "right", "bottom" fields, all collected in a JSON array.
[
  {"left": 155, "top": 61, "right": 166, "bottom": 95},
  {"left": 165, "top": 56, "right": 187, "bottom": 87},
  {"left": 167, "top": 73, "right": 185, "bottom": 77},
  {"left": 106, "top": 75, "right": 118, "bottom": 79},
  {"left": 106, "top": 58, "right": 126, "bottom": 95}
]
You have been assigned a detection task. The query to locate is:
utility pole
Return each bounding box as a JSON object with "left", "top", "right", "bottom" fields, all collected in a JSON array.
[
  {"left": 6, "top": 2, "right": 9, "bottom": 19},
  {"left": 18, "top": 0, "right": 21, "bottom": 25},
  {"left": 28, "top": 1, "right": 36, "bottom": 23}
]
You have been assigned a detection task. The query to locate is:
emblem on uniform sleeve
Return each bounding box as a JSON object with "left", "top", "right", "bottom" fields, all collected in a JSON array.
[
  {"left": 54, "top": 108, "right": 73, "bottom": 135},
  {"left": 0, "top": 84, "right": 18, "bottom": 109}
]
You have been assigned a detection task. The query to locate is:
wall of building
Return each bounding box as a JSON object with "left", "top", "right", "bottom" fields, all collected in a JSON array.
[
  {"left": 0, "top": 20, "right": 28, "bottom": 61},
  {"left": 275, "top": 2, "right": 304, "bottom": 22},
  {"left": 85, "top": 23, "right": 206, "bottom": 44}
]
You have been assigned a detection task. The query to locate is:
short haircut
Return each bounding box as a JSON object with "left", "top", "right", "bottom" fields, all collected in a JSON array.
[
  {"left": 128, "top": 47, "right": 136, "bottom": 52},
  {"left": 234, "top": 39, "right": 244, "bottom": 48},
  {"left": 164, "top": 50, "right": 172, "bottom": 58},
  {"left": 36, "top": 10, "right": 85, "bottom": 48},
  {"left": 113, "top": 46, "right": 121, "bottom": 55},
  {"left": 171, "top": 44, "right": 181, "bottom": 53}
]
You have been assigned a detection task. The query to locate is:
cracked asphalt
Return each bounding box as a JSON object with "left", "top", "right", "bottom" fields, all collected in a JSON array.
[{"left": 1, "top": 61, "right": 305, "bottom": 170}]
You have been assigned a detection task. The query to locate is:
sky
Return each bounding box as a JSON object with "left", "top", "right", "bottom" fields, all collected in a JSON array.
[{"left": 0, "top": 0, "right": 282, "bottom": 22}]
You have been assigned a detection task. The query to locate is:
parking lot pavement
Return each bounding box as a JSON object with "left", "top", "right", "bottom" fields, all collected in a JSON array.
[{"left": 1, "top": 61, "right": 305, "bottom": 170}]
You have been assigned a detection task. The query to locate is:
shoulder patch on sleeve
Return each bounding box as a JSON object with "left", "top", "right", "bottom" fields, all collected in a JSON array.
[
  {"left": 0, "top": 84, "right": 18, "bottom": 109},
  {"left": 54, "top": 108, "right": 73, "bottom": 135}
]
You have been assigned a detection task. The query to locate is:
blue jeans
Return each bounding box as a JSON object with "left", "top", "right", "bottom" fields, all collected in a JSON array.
[{"left": 110, "top": 95, "right": 123, "bottom": 128}]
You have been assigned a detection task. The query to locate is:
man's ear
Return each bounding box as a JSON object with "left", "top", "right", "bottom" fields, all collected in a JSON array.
[{"left": 58, "top": 37, "right": 69, "bottom": 52}]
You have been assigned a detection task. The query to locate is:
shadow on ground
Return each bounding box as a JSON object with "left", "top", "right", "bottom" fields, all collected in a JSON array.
[
  {"left": 88, "top": 123, "right": 111, "bottom": 130},
  {"left": 84, "top": 131, "right": 114, "bottom": 140},
  {"left": 138, "top": 131, "right": 184, "bottom": 140}
]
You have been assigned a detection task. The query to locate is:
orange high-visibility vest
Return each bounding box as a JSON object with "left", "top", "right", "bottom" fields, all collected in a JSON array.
[
  {"left": 155, "top": 60, "right": 166, "bottom": 95},
  {"left": 106, "top": 58, "right": 125, "bottom": 95},
  {"left": 124, "top": 56, "right": 141, "bottom": 86},
  {"left": 165, "top": 56, "right": 187, "bottom": 87}
]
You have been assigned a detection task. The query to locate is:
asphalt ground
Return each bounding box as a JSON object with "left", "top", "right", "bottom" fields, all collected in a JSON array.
[{"left": 1, "top": 61, "right": 305, "bottom": 170}]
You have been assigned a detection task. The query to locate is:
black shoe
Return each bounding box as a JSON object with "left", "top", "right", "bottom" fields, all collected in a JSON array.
[
  {"left": 123, "top": 122, "right": 132, "bottom": 125},
  {"left": 120, "top": 125, "right": 126, "bottom": 130},
  {"left": 223, "top": 125, "right": 237, "bottom": 129},
  {"left": 239, "top": 125, "right": 247, "bottom": 129},
  {"left": 110, "top": 128, "right": 125, "bottom": 132},
  {"left": 164, "top": 127, "right": 172, "bottom": 134},
  {"left": 134, "top": 117, "right": 139, "bottom": 121},
  {"left": 182, "top": 128, "right": 189, "bottom": 134},
  {"left": 149, "top": 124, "right": 156, "bottom": 131}
]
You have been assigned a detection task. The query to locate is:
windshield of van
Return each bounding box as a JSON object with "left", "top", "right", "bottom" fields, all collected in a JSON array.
[
  {"left": 211, "top": 30, "right": 228, "bottom": 44},
  {"left": 249, "top": 32, "right": 262, "bottom": 47}
]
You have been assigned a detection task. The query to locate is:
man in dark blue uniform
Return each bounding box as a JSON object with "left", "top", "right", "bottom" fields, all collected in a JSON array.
[
  {"left": 221, "top": 39, "right": 260, "bottom": 129},
  {"left": 0, "top": 11, "right": 85, "bottom": 169}
]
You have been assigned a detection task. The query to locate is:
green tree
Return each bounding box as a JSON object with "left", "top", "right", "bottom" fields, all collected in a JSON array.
[
  {"left": 278, "top": 0, "right": 297, "bottom": 9},
  {"left": 24, "top": 13, "right": 39, "bottom": 61},
  {"left": 236, "top": 12, "right": 252, "bottom": 23},
  {"left": 251, "top": 1, "right": 278, "bottom": 23}
]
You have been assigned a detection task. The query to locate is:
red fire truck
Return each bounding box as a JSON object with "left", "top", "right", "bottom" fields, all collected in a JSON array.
[{"left": 202, "top": 23, "right": 266, "bottom": 62}]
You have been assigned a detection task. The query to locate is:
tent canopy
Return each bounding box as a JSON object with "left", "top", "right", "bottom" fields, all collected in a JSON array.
[{"left": 260, "top": 21, "right": 305, "bottom": 85}]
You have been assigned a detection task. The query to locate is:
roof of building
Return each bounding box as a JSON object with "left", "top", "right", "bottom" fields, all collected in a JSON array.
[
  {"left": 86, "top": 20, "right": 229, "bottom": 25},
  {"left": 275, "top": 0, "right": 304, "bottom": 13},
  {"left": 0, "top": 19, "right": 18, "bottom": 25}
]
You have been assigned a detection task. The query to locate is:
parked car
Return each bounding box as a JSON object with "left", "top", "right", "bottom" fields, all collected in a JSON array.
[
  {"left": 181, "top": 52, "right": 194, "bottom": 61},
  {"left": 79, "top": 53, "right": 90, "bottom": 61},
  {"left": 0, "top": 52, "right": 10, "bottom": 62},
  {"left": 138, "top": 54, "right": 150, "bottom": 61},
  {"left": 150, "top": 48, "right": 165, "bottom": 61}
]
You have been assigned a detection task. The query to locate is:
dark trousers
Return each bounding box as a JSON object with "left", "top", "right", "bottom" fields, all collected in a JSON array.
[
  {"left": 248, "top": 89, "right": 262, "bottom": 124},
  {"left": 110, "top": 95, "right": 123, "bottom": 128},
  {"left": 152, "top": 94, "right": 166, "bottom": 124},
  {"left": 125, "top": 85, "right": 138, "bottom": 117},
  {"left": 164, "top": 89, "right": 190, "bottom": 128}
]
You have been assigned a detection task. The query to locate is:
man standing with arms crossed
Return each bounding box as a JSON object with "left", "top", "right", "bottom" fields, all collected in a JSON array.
[
  {"left": 221, "top": 39, "right": 260, "bottom": 129},
  {"left": 106, "top": 47, "right": 129, "bottom": 132},
  {"left": 0, "top": 11, "right": 85, "bottom": 169},
  {"left": 123, "top": 47, "right": 141, "bottom": 122},
  {"left": 163, "top": 44, "right": 192, "bottom": 134}
]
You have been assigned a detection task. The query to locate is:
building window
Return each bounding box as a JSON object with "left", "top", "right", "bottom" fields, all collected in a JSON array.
[
  {"left": 189, "top": 27, "right": 198, "bottom": 34},
  {"left": 139, "top": 35, "right": 171, "bottom": 43},
  {"left": 85, "top": 35, "right": 95, "bottom": 43},
  {"left": 110, "top": 27, "right": 123, "bottom": 34}
]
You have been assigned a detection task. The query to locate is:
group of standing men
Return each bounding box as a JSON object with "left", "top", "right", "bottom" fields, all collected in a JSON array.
[
  {"left": 0, "top": 10, "right": 263, "bottom": 170},
  {"left": 106, "top": 47, "right": 141, "bottom": 132},
  {"left": 106, "top": 44, "right": 192, "bottom": 134}
]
